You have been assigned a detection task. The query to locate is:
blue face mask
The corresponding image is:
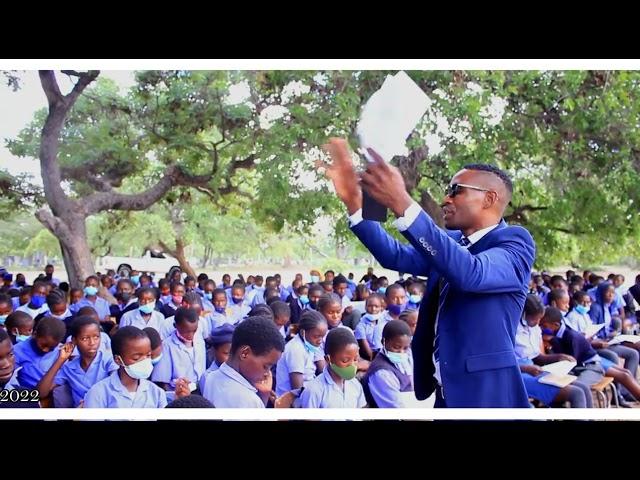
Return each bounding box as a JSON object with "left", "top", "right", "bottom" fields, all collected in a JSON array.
[
  {"left": 204, "top": 293, "right": 213, "bottom": 301},
  {"left": 385, "top": 350, "right": 409, "bottom": 365},
  {"left": 541, "top": 327, "right": 555, "bottom": 336},
  {"left": 84, "top": 286, "right": 98, "bottom": 297},
  {"left": 310, "top": 275, "right": 320, "bottom": 283},
  {"left": 364, "top": 312, "right": 383, "bottom": 323},
  {"left": 161, "top": 294, "right": 172, "bottom": 304},
  {"left": 377, "top": 287, "right": 387, "bottom": 295},
  {"left": 302, "top": 332, "right": 322, "bottom": 355},
  {"left": 130, "top": 275, "right": 140, "bottom": 286},
  {"left": 575, "top": 305, "right": 590, "bottom": 315},
  {"left": 16, "top": 334, "right": 31, "bottom": 342},
  {"left": 409, "top": 294, "right": 422, "bottom": 305},
  {"left": 151, "top": 353, "right": 163, "bottom": 366},
  {"left": 215, "top": 306, "right": 226, "bottom": 314},
  {"left": 30, "top": 295, "right": 46, "bottom": 309},
  {"left": 232, "top": 297, "right": 244, "bottom": 304},
  {"left": 387, "top": 303, "right": 406, "bottom": 316},
  {"left": 139, "top": 301, "right": 155, "bottom": 314},
  {"left": 0, "top": 314, "right": 7, "bottom": 325},
  {"left": 299, "top": 295, "right": 310, "bottom": 305}
]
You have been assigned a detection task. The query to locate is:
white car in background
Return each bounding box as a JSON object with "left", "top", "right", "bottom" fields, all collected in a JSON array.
[{"left": 95, "top": 250, "right": 184, "bottom": 277}]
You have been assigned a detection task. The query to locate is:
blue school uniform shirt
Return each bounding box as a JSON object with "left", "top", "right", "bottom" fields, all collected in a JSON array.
[
  {"left": 16, "top": 303, "right": 49, "bottom": 319},
  {"left": 354, "top": 314, "right": 386, "bottom": 351},
  {"left": 228, "top": 303, "right": 251, "bottom": 324},
  {"left": 54, "top": 350, "right": 119, "bottom": 406},
  {"left": 207, "top": 310, "right": 235, "bottom": 330},
  {"left": 13, "top": 338, "right": 61, "bottom": 388},
  {"left": 11, "top": 297, "right": 20, "bottom": 310},
  {"left": 201, "top": 296, "right": 215, "bottom": 313},
  {"left": 83, "top": 370, "right": 168, "bottom": 408},
  {"left": 275, "top": 334, "right": 320, "bottom": 396},
  {"left": 198, "top": 360, "right": 221, "bottom": 393},
  {"left": 564, "top": 310, "right": 592, "bottom": 335},
  {"left": 119, "top": 309, "right": 173, "bottom": 340},
  {"left": 73, "top": 296, "right": 111, "bottom": 319},
  {"left": 202, "top": 362, "right": 264, "bottom": 408},
  {"left": 367, "top": 355, "right": 413, "bottom": 408},
  {"left": 3, "top": 366, "right": 22, "bottom": 390},
  {"left": 298, "top": 367, "right": 367, "bottom": 408},
  {"left": 151, "top": 330, "right": 206, "bottom": 388}
]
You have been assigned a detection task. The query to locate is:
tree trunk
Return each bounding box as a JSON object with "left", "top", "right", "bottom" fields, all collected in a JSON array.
[
  {"left": 159, "top": 238, "right": 197, "bottom": 279},
  {"left": 37, "top": 210, "right": 95, "bottom": 288}
]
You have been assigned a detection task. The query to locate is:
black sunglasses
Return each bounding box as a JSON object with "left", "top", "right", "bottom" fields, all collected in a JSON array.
[{"left": 445, "top": 183, "right": 493, "bottom": 197}]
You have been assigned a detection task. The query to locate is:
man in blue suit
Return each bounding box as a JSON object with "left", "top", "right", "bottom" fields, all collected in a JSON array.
[{"left": 321, "top": 139, "right": 536, "bottom": 407}]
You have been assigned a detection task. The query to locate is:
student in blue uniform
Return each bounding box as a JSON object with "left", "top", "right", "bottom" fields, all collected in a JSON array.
[
  {"left": 318, "top": 293, "right": 347, "bottom": 331},
  {"left": 71, "top": 306, "right": 112, "bottom": 355},
  {"left": 110, "top": 279, "right": 138, "bottom": 326},
  {"left": 208, "top": 288, "right": 234, "bottom": 329},
  {"left": 406, "top": 281, "right": 425, "bottom": 311},
  {"left": 201, "top": 279, "right": 216, "bottom": 312},
  {"left": 39, "top": 290, "right": 73, "bottom": 334},
  {"left": 299, "top": 327, "right": 367, "bottom": 408},
  {"left": 161, "top": 282, "right": 185, "bottom": 319},
  {"left": 289, "top": 284, "right": 310, "bottom": 326},
  {"left": 72, "top": 276, "right": 111, "bottom": 322},
  {"left": 84, "top": 326, "right": 168, "bottom": 408},
  {"left": 202, "top": 316, "right": 285, "bottom": 408},
  {"left": 0, "top": 293, "right": 14, "bottom": 329},
  {"left": 119, "top": 287, "right": 171, "bottom": 338},
  {"left": 144, "top": 327, "right": 164, "bottom": 366},
  {"left": 354, "top": 293, "right": 386, "bottom": 361},
  {"left": 275, "top": 310, "right": 328, "bottom": 396},
  {"left": 229, "top": 284, "right": 251, "bottom": 323},
  {"left": 17, "top": 282, "right": 49, "bottom": 319},
  {"left": 13, "top": 316, "right": 66, "bottom": 389},
  {"left": 14, "top": 287, "right": 31, "bottom": 311},
  {"left": 0, "top": 329, "right": 41, "bottom": 408},
  {"left": 195, "top": 273, "right": 209, "bottom": 296},
  {"left": 307, "top": 284, "right": 324, "bottom": 311},
  {"left": 541, "top": 306, "right": 640, "bottom": 401},
  {"left": 5, "top": 311, "right": 34, "bottom": 345},
  {"left": 184, "top": 276, "right": 197, "bottom": 293},
  {"left": 158, "top": 279, "right": 172, "bottom": 305},
  {"left": 151, "top": 307, "right": 206, "bottom": 394},
  {"left": 36, "top": 315, "right": 118, "bottom": 407},
  {"left": 269, "top": 301, "right": 291, "bottom": 339},
  {"left": 200, "top": 323, "right": 235, "bottom": 392},
  {"left": 363, "top": 320, "right": 414, "bottom": 407},
  {"left": 382, "top": 284, "right": 407, "bottom": 322},
  {"left": 515, "top": 295, "right": 592, "bottom": 408},
  {"left": 399, "top": 309, "right": 418, "bottom": 340}
]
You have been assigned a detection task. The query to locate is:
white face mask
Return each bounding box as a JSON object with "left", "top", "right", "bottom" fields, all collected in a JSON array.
[{"left": 119, "top": 356, "right": 154, "bottom": 380}]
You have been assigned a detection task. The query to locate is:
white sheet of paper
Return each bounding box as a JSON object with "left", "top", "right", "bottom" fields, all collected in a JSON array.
[
  {"left": 585, "top": 323, "right": 605, "bottom": 338},
  {"left": 541, "top": 360, "right": 577, "bottom": 376},
  {"left": 607, "top": 334, "right": 640, "bottom": 345},
  {"left": 356, "top": 71, "right": 430, "bottom": 162},
  {"left": 538, "top": 374, "right": 577, "bottom": 388}
]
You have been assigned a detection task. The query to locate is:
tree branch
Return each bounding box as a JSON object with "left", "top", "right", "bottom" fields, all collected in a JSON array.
[
  {"left": 82, "top": 163, "right": 219, "bottom": 215},
  {"left": 39, "top": 71, "right": 64, "bottom": 107}
]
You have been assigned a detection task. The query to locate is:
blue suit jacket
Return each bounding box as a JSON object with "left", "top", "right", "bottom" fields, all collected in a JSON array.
[{"left": 351, "top": 210, "right": 535, "bottom": 407}]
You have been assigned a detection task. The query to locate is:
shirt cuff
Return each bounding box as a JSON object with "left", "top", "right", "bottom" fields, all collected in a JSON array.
[
  {"left": 392, "top": 201, "right": 422, "bottom": 231},
  {"left": 348, "top": 208, "right": 364, "bottom": 227}
]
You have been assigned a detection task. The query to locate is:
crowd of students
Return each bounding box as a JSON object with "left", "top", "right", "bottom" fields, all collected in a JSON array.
[{"left": 2, "top": 264, "right": 639, "bottom": 408}]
